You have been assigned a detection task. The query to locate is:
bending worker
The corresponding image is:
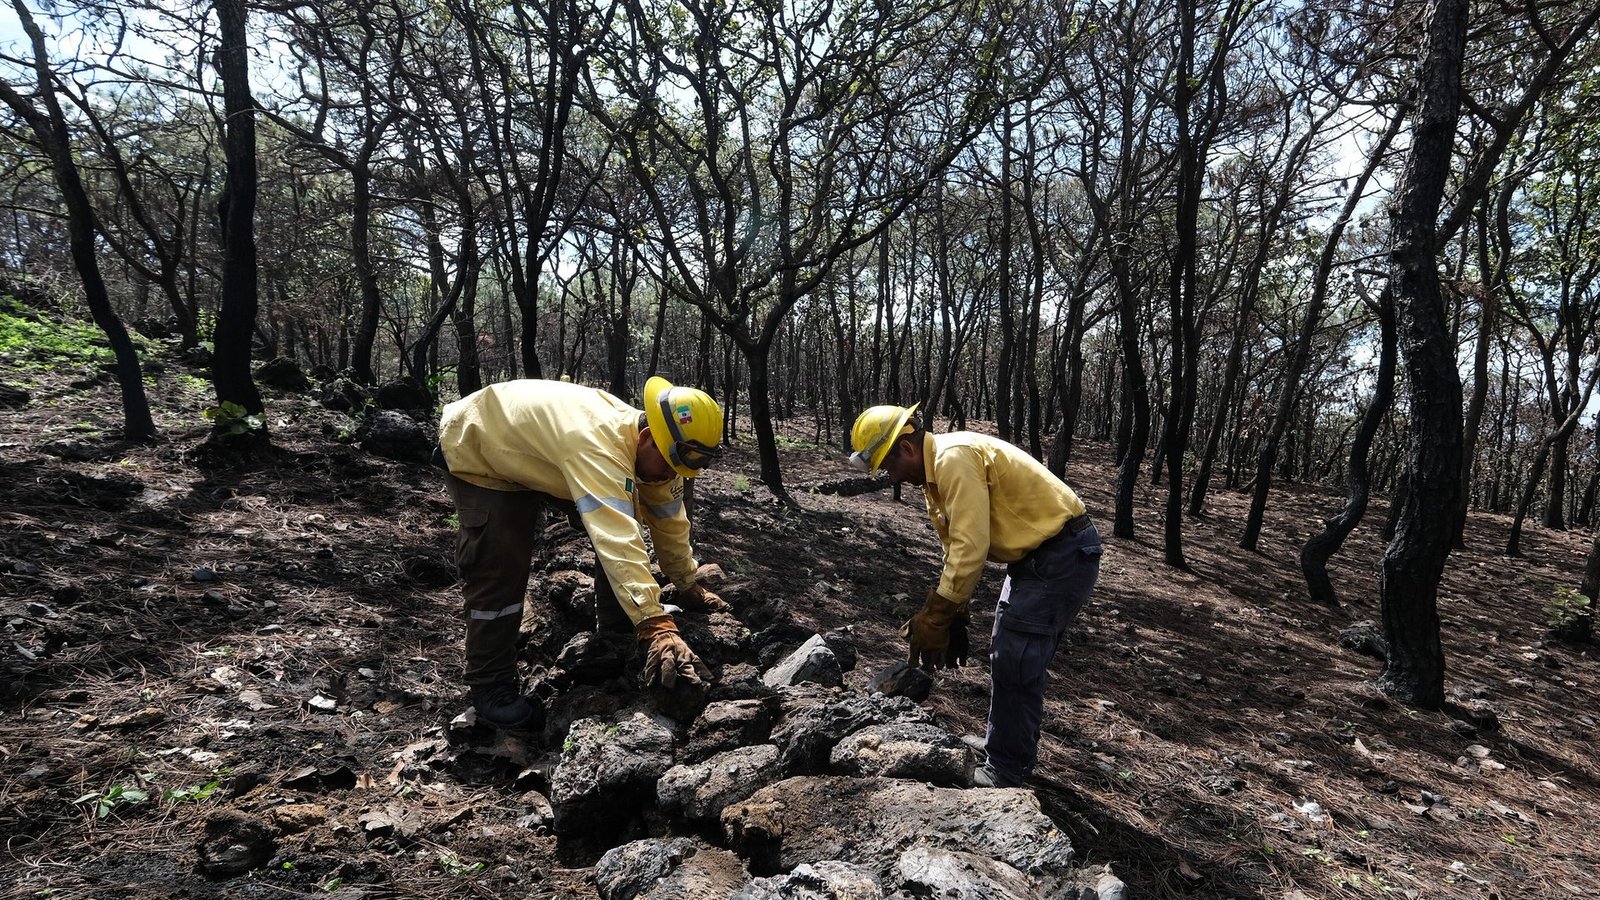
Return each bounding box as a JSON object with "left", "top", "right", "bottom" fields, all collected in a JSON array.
[
  {"left": 437, "top": 376, "right": 727, "bottom": 729},
  {"left": 849, "top": 404, "right": 1102, "bottom": 788}
]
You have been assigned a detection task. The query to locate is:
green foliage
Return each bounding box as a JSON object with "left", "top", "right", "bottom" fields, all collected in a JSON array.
[
  {"left": 203, "top": 400, "right": 265, "bottom": 436},
  {"left": 731, "top": 474, "right": 752, "bottom": 491},
  {"left": 1544, "top": 586, "right": 1591, "bottom": 636},
  {"left": 162, "top": 778, "right": 222, "bottom": 805},
  {"left": 436, "top": 850, "right": 485, "bottom": 877},
  {"left": 73, "top": 783, "right": 150, "bottom": 819},
  {"left": 0, "top": 296, "right": 111, "bottom": 371}
]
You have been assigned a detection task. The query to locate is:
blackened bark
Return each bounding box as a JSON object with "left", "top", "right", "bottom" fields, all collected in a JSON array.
[
  {"left": 1378, "top": 0, "right": 1470, "bottom": 710},
  {"left": 1161, "top": 0, "right": 1198, "bottom": 567},
  {"left": 1566, "top": 527, "right": 1600, "bottom": 642},
  {"left": 1301, "top": 288, "right": 1395, "bottom": 606},
  {"left": 212, "top": 0, "right": 265, "bottom": 420},
  {"left": 0, "top": 2, "right": 155, "bottom": 441},
  {"left": 1241, "top": 112, "right": 1400, "bottom": 549}
]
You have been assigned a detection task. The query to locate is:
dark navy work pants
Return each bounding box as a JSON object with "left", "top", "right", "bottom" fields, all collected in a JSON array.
[{"left": 984, "top": 523, "right": 1102, "bottom": 787}]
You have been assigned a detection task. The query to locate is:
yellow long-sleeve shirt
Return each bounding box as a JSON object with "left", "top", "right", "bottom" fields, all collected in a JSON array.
[
  {"left": 921, "top": 432, "right": 1087, "bottom": 603},
  {"left": 438, "top": 379, "right": 699, "bottom": 624}
]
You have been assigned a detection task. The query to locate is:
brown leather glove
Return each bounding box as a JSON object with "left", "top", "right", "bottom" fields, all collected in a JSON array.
[
  {"left": 678, "top": 583, "right": 730, "bottom": 612},
  {"left": 635, "top": 615, "right": 712, "bottom": 688},
  {"left": 901, "top": 589, "right": 966, "bottom": 670}
]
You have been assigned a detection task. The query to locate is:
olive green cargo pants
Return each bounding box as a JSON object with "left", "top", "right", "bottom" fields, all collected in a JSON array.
[{"left": 444, "top": 474, "right": 627, "bottom": 686}]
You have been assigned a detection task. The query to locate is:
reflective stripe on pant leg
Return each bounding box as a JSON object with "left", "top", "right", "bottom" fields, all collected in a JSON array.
[
  {"left": 984, "top": 526, "right": 1103, "bottom": 784},
  {"left": 445, "top": 475, "right": 543, "bottom": 685}
]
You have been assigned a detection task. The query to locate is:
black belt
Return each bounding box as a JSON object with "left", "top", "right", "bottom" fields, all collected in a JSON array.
[{"left": 1034, "top": 513, "right": 1092, "bottom": 551}]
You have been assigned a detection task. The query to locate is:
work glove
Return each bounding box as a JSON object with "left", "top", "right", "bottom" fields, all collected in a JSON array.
[
  {"left": 900, "top": 589, "right": 966, "bottom": 671},
  {"left": 635, "top": 615, "right": 713, "bottom": 688},
  {"left": 947, "top": 605, "right": 971, "bottom": 667},
  {"left": 678, "top": 583, "right": 730, "bottom": 613}
]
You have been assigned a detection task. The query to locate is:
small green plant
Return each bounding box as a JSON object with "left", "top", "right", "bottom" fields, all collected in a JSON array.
[
  {"left": 163, "top": 778, "right": 222, "bottom": 805},
  {"left": 320, "top": 876, "right": 343, "bottom": 892},
  {"left": 74, "top": 784, "right": 150, "bottom": 819},
  {"left": 731, "top": 474, "right": 752, "bottom": 491},
  {"left": 437, "top": 850, "right": 485, "bottom": 877},
  {"left": 1544, "top": 586, "right": 1592, "bottom": 637},
  {"left": 203, "top": 400, "right": 265, "bottom": 436},
  {"left": 443, "top": 513, "right": 460, "bottom": 529},
  {"left": 1301, "top": 848, "right": 1332, "bottom": 864}
]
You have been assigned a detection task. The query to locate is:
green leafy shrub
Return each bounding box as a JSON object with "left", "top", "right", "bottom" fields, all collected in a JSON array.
[
  {"left": 1545, "top": 585, "right": 1592, "bottom": 639},
  {"left": 203, "top": 400, "right": 265, "bottom": 436}
]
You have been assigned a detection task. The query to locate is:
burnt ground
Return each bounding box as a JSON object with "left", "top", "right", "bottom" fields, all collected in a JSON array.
[{"left": 2, "top": 348, "right": 1597, "bottom": 900}]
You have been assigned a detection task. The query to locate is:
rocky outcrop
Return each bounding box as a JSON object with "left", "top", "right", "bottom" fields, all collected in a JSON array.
[{"left": 473, "top": 535, "right": 1108, "bottom": 898}]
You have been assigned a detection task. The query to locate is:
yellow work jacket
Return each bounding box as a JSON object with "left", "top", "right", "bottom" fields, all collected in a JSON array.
[
  {"left": 438, "top": 379, "right": 698, "bottom": 624},
  {"left": 921, "top": 432, "right": 1087, "bottom": 603}
]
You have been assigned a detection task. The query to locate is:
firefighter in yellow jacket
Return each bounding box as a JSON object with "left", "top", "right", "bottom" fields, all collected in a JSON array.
[
  {"left": 850, "top": 403, "right": 1102, "bottom": 788},
  {"left": 437, "top": 376, "right": 726, "bottom": 728}
]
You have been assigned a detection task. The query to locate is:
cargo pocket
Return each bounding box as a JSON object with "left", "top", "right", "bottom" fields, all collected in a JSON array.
[
  {"left": 991, "top": 622, "right": 1054, "bottom": 691},
  {"left": 454, "top": 508, "right": 491, "bottom": 576}
]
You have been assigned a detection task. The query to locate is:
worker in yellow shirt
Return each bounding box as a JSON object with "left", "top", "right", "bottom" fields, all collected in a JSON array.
[
  {"left": 850, "top": 403, "right": 1102, "bottom": 788},
  {"left": 436, "top": 376, "right": 727, "bottom": 729}
]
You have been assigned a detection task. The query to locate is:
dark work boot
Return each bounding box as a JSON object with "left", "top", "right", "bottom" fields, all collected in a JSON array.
[{"left": 469, "top": 681, "right": 539, "bottom": 730}]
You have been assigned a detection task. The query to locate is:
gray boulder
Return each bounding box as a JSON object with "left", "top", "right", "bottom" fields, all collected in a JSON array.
[
  {"left": 317, "top": 376, "right": 368, "bottom": 412},
  {"left": 551, "top": 710, "right": 676, "bottom": 836},
  {"left": 195, "top": 810, "right": 276, "bottom": 878},
  {"left": 763, "top": 634, "right": 843, "bottom": 689},
  {"left": 683, "top": 697, "right": 782, "bottom": 762},
  {"left": 373, "top": 377, "right": 432, "bottom": 411},
  {"left": 357, "top": 409, "right": 434, "bottom": 463},
  {"left": 866, "top": 661, "right": 933, "bottom": 702},
  {"left": 829, "top": 722, "right": 974, "bottom": 786},
  {"left": 594, "top": 837, "right": 750, "bottom": 900},
  {"left": 658, "top": 744, "right": 783, "bottom": 821},
  {"left": 255, "top": 357, "right": 310, "bottom": 392},
  {"left": 893, "top": 845, "right": 1041, "bottom": 900},
  {"left": 734, "top": 860, "right": 884, "bottom": 899},
  {"left": 721, "top": 776, "right": 1073, "bottom": 879},
  {"left": 770, "top": 687, "right": 933, "bottom": 774},
  {"left": 822, "top": 628, "right": 858, "bottom": 673},
  {"left": 0, "top": 384, "right": 30, "bottom": 408},
  {"left": 553, "top": 630, "right": 631, "bottom": 685},
  {"left": 1339, "top": 620, "right": 1388, "bottom": 660}
]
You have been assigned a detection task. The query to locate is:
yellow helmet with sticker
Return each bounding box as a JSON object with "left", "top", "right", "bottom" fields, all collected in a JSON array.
[
  {"left": 643, "top": 376, "right": 724, "bottom": 478},
  {"left": 849, "top": 403, "right": 919, "bottom": 474}
]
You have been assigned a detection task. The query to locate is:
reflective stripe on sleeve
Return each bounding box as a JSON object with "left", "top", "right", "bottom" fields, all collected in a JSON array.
[
  {"left": 469, "top": 601, "right": 524, "bottom": 621},
  {"left": 576, "top": 493, "right": 634, "bottom": 516},
  {"left": 646, "top": 499, "right": 683, "bottom": 519}
]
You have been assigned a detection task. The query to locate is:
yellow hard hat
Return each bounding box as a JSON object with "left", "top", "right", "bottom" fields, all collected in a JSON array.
[
  {"left": 643, "top": 376, "right": 725, "bottom": 478},
  {"left": 849, "top": 403, "right": 919, "bottom": 473}
]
